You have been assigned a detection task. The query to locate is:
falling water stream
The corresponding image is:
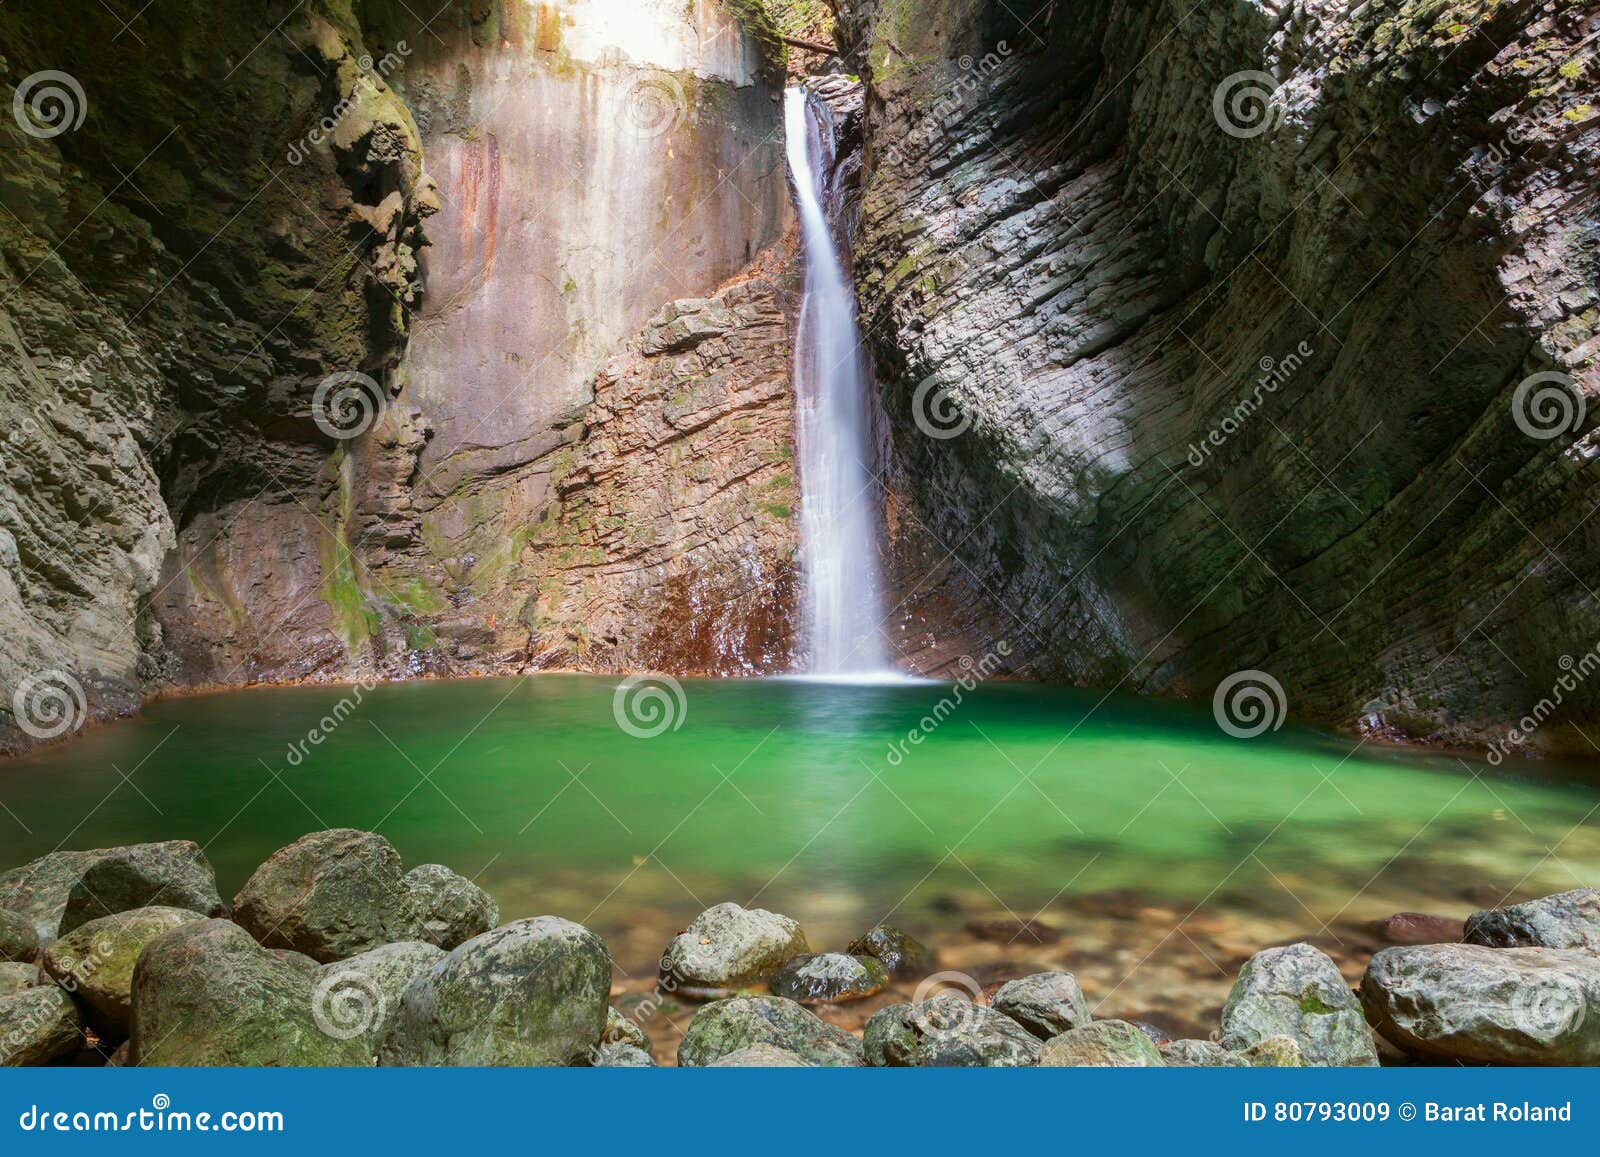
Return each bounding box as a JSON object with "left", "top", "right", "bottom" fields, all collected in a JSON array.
[{"left": 784, "top": 86, "right": 893, "bottom": 676}]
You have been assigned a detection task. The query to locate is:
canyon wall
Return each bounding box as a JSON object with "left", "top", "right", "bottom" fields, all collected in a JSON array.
[{"left": 837, "top": 0, "right": 1600, "bottom": 755}]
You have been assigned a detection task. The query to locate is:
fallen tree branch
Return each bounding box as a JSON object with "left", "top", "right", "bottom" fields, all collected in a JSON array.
[{"left": 782, "top": 34, "right": 836, "bottom": 55}]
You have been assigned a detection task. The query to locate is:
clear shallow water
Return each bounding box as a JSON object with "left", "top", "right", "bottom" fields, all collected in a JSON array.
[{"left": 1, "top": 676, "right": 1596, "bottom": 985}]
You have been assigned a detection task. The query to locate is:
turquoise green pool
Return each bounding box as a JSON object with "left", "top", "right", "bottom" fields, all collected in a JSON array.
[{"left": 1, "top": 676, "right": 1596, "bottom": 994}]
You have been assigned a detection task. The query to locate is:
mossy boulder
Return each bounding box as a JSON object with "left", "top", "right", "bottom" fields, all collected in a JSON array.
[
  {"left": 1221, "top": 942, "right": 1379, "bottom": 1066},
  {"left": 710, "top": 1043, "right": 814, "bottom": 1066},
  {"left": 593, "top": 1042, "right": 654, "bottom": 1066},
  {"left": 41, "top": 905, "right": 206, "bottom": 1034},
  {"left": 863, "top": 992, "right": 1040, "bottom": 1067},
  {"left": 401, "top": 864, "right": 499, "bottom": 950},
  {"left": 1464, "top": 888, "right": 1600, "bottom": 952},
  {"left": 602, "top": 1006, "right": 651, "bottom": 1052},
  {"left": 1038, "top": 1020, "right": 1165, "bottom": 1066},
  {"left": 768, "top": 952, "right": 888, "bottom": 1004},
  {"left": 380, "top": 917, "right": 612, "bottom": 1066},
  {"left": 846, "top": 923, "right": 931, "bottom": 978},
  {"left": 660, "top": 902, "right": 808, "bottom": 999},
  {"left": 129, "top": 919, "right": 371, "bottom": 1066},
  {"left": 992, "top": 971, "right": 1092, "bottom": 1039},
  {"left": 0, "top": 842, "right": 224, "bottom": 944},
  {"left": 678, "top": 995, "right": 862, "bottom": 1066},
  {"left": 0, "top": 963, "right": 39, "bottom": 997},
  {"left": 1160, "top": 1038, "right": 1249, "bottom": 1067},
  {"left": 0, "top": 909, "right": 38, "bottom": 963},
  {"left": 314, "top": 940, "right": 443, "bottom": 1054},
  {"left": 0, "top": 986, "right": 83, "bottom": 1066},
  {"left": 1238, "top": 1035, "right": 1307, "bottom": 1066}
]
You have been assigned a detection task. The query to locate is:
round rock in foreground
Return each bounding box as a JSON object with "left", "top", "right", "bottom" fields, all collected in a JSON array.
[
  {"left": 846, "top": 924, "right": 931, "bottom": 978},
  {"left": 0, "top": 909, "right": 40, "bottom": 963},
  {"left": 1464, "top": 888, "right": 1600, "bottom": 952},
  {"left": 768, "top": 953, "right": 888, "bottom": 1004},
  {"left": 864, "top": 992, "right": 1040, "bottom": 1067},
  {"left": 678, "top": 995, "right": 862, "bottom": 1066},
  {"left": 991, "top": 971, "right": 1091, "bottom": 1039},
  {"left": 710, "top": 1043, "right": 814, "bottom": 1067},
  {"left": 0, "top": 986, "right": 83, "bottom": 1066},
  {"left": 1038, "top": 1020, "right": 1165, "bottom": 1066},
  {"left": 41, "top": 905, "right": 206, "bottom": 1034},
  {"left": 1220, "top": 942, "right": 1378, "bottom": 1066},
  {"left": 659, "top": 902, "right": 808, "bottom": 999}
]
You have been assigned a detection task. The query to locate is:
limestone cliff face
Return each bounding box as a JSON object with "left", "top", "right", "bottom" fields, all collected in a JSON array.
[{"left": 835, "top": 0, "right": 1600, "bottom": 754}]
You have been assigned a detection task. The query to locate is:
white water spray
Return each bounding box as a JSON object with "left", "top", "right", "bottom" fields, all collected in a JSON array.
[{"left": 784, "top": 87, "right": 893, "bottom": 676}]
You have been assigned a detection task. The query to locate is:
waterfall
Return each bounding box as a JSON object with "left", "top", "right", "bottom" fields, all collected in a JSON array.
[{"left": 784, "top": 87, "right": 893, "bottom": 677}]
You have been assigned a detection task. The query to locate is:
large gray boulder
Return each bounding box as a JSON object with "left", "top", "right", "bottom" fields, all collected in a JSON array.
[
  {"left": 1038, "top": 1020, "right": 1164, "bottom": 1066},
  {"left": 1464, "top": 888, "right": 1600, "bottom": 952},
  {"left": 678, "top": 995, "right": 862, "bottom": 1067},
  {"left": 1160, "top": 1038, "right": 1248, "bottom": 1067},
  {"left": 380, "top": 917, "right": 612, "bottom": 1066},
  {"left": 129, "top": 919, "right": 371, "bottom": 1066},
  {"left": 0, "top": 986, "right": 83, "bottom": 1066},
  {"left": 593, "top": 1042, "right": 655, "bottom": 1067},
  {"left": 768, "top": 953, "right": 888, "bottom": 1004},
  {"left": 1361, "top": 943, "right": 1600, "bottom": 1065},
  {"left": 0, "top": 963, "right": 40, "bottom": 997},
  {"left": 41, "top": 906, "right": 206, "bottom": 1034},
  {"left": 710, "top": 1043, "right": 814, "bottom": 1067},
  {"left": 660, "top": 903, "right": 808, "bottom": 999},
  {"left": 1220, "top": 943, "right": 1379, "bottom": 1066},
  {"left": 401, "top": 865, "right": 500, "bottom": 951},
  {"left": 864, "top": 992, "right": 1040, "bottom": 1067},
  {"left": 232, "top": 830, "right": 415, "bottom": 963},
  {"left": 992, "top": 971, "right": 1092, "bottom": 1039},
  {"left": 0, "top": 909, "right": 39, "bottom": 963},
  {"left": 0, "top": 842, "right": 224, "bottom": 944},
  {"left": 314, "top": 941, "right": 443, "bottom": 1054},
  {"left": 601, "top": 1006, "right": 651, "bottom": 1052}
]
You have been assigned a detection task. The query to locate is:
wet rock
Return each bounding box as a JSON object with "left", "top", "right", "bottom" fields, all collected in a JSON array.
[
  {"left": 1160, "top": 1039, "right": 1248, "bottom": 1067},
  {"left": 659, "top": 903, "right": 808, "bottom": 999},
  {"left": 0, "top": 909, "right": 38, "bottom": 962},
  {"left": 963, "top": 918, "right": 1061, "bottom": 946},
  {"left": 678, "top": 995, "right": 862, "bottom": 1067},
  {"left": 0, "top": 986, "right": 84, "bottom": 1066},
  {"left": 1464, "top": 889, "right": 1600, "bottom": 952},
  {"left": 1130, "top": 1020, "right": 1173, "bottom": 1046},
  {"left": 381, "top": 917, "right": 612, "bottom": 1067},
  {"left": 710, "top": 1043, "right": 814, "bottom": 1067},
  {"left": 401, "top": 864, "right": 500, "bottom": 951},
  {"left": 991, "top": 971, "right": 1092, "bottom": 1039},
  {"left": 41, "top": 906, "right": 206, "bottom": 1034},
  {"left": 1368, "top": 911, "right": 1466, "bottom": 945},
  {"left": 602, "top": 1006, "right": 651, "bottom": 1052},
  {"left": 315, "top": 941, "right": 443, "bottom": 1054},
  {"left": 0, "top": 842, "right": 224, "bottom": 944},
  {"left": 130, "top": 919, "right": 370, "bottom": 1067},
  {"left": 593, "top": 1042, "right": 654, "bottom": 1067},
  {"left": 1039, "top": 1020, "right": 1165, "bottom": 1067},
  {"left": 1238, "top": 1035, "right": 1306, "bottom": 1067},
  {"left": 768, "top": 953, "right": 888, "bottom": 1004},
  {"left": 1361, "top": 944, "right": 1600, "bottom": 1065},
  {"left": 0, "top": 963, "right": 39, "bottom": 996},
  {"left": 233, "top": 830, "right": 413, "bottom": 963},
  {"left": 1221, "top": 943, "right": 1378, "bottom": 1067},
  {"left": 846, "top": 924, "right": 931, "bottom": 978},
  {"left": 863, "top": 992, "right": 1040, "bottom": 1067}
]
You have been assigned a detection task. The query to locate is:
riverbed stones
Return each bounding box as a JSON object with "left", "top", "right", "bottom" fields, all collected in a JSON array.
[
  {"left": 1038, "top": 1020, "right": 1165, "bottom": 1066},
  {"left": 593, "top": 1042, "right": 655, "bottom": 1067},
  {"left": 710, "top": 1043, "right": 813, "bottom": 1067},
  {"left": 129, "top": 919, "right": 371, "bottom": 1066},
  {"left": 678, "top": 995, "right": 862, "bottom": 1066},
  {"left": 41, "top": 905, "right": 206, "bottom": 1034},
  {"left": 846, "top": 924, "right": 931, "bottom": 978},
  {"left": 768, "top": 952, "right": 888, "bottom": 1004},
  {"left": 401, "top": 864, "right": 499, "bottom": 950},
  {"left": 0, "top": 963, "right": 39, "bottom": 996},
  {"left": 602, "top": 1006, "right": 651, "bottom": 1052},
  {"left": 1220, "top": 943, "right": 1379, "bottom": 1066},
  {"left": 1361, "top": 944, "right": 1600, "bottom": 1065},
  {"left": 992, "top": 971, "right": 1092, "bottom": 1039},
  {"left": 233, "top": 830, "right": 414, "bottom": 963},
  {"left": 0, "top": 909, "right": 38, "bottom": 962},
  {"left": 0, "top": 986, "right": 83, "bottom": 1066},
  {"left": 659, "top": 903, "right": 808, "bottom": 999},
  {"left": 1238, "top": 1035, "right": 1307, "bottom": 1066},
  {"left": 863, "top": 992, "right": 1041, "bottom": 1067},
  {"left": 1160, "top": 1039, "right": 1248, "bottom": 1067},
  {"left": 315, "top": 941, "right": 443, "bottom": 1054},
  {"left": 380, "top": 917, "right": 612, "bottom": 1067},
  {"left": 0, "top": 842, "right": 224, "bottom": 944},
  {"left": 1464, "top": 888, "right": 1600, "bottom": 952}
]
